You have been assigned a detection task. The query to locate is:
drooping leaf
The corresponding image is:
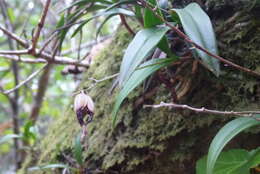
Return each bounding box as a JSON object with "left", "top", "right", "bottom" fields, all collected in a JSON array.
[
  {"left": 144, "top": 0, "right": 163, "bottom": 28},
  {"left": 72, "top": 8, "right": 135, "bottom": 37},
  {"left": 118, "top": 26, "right": 170, "bottom": 87},
  {"left": 206, "top": 116, "right": 260, "bottom": 174},
  {"left": 143, "top": 0, "right": 172, "bottom": 55},
  {"left": 171, "top": 3, "right": 220, "bottom": 76},
  {"left": 96, "top": 14, "right": 117, "bottom": 38},
  {"left": 73, "top": 134, "right": 83, "bottom": 165},
  {"left": 0, "top": 134, "right": 21, "bottom": 144},
  {"left": 112, "top": 57, "right": 175, "bottom": 125}
]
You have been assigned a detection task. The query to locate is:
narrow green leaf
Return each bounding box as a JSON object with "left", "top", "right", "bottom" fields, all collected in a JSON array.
[
  {"left": 171, "top": 3, "right": 220, "bottom": 76},
  {"left": 73, "top": 134, "right": 83, "bottom": 165},
  {"left": 72, "top": 8, "right": 135, "bottom": 37},
  {"left": 28, "top": 164, "right": 69, "bottom": 171},
  {"left": 206, "top": 116, "right": 260, "bottom": 174},
  {"left": 118, "top": 26, "right": 170, "bottom": 87},
  {"left": 143, "top": 0, "right": 172, "bottom": 55},
  {"left": 112, "top": 57, "right": 175, "bottom": 125},
  {"left": 144, "top": 0, "right": 163, "bottom": 28},
  {"left": 0, "top": 134, "right": 21, "bottom": 144},
  {"left": 134, "top": 5, "right": 142, "bottom": 20},
  {"left": 96, "top": 14, "right": 115, "bottom": 38}
]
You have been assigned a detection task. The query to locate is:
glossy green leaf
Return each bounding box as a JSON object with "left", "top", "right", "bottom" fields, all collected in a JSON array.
[
  {"left": 118, "top": 26, "right": 170, "bottom": 87},
  {"left": 197, "top": 149, "right": 250, "bottom": 174},
  {"left": 0, "top": 134, "right": 21, "bottom": 144},
  {"left": 143, "top": 0, "right": 172, "bottom": 55},
  {"left": 144, "top": 0, "right": 163, "bottom": 28},
  {"left": 112, "top": 57, "right": 175, "bottom": 125},
  {"left": 197, "top": 148, "right": 260, "bottom": 174},
  {"left": 171, "top": 3, "right": 220, "bottom": 76},
  {"left": 206, "top": 116, "right": 260, "bottom": 174},
  {"left": 247, "top": 148, "right": 260, "bottom": 169},
  {"left": 28, "top": 164, "right": 70, "bottom": 171},
  {"left": 73, "top": 134, "right": 83, "bottom": 165},
  {"left": 96, "top": 14, "right": 115, "bottom": 38},
  {"left": 72, "top": 8, "right": 135, "bottom": 37}
]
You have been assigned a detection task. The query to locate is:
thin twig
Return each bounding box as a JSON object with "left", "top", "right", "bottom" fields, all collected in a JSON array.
[
  {"left": 30, "top": 64, "right": 52, "bottom": 124},
  {"left": 138, "top": 0, "right": 260, "bottom": 78},
  {"left": 3, "top": 64, "right": 48, "bottom": 94},
  {"left": 0, "top": 49, "right": 29, "bottom": 55},
  {"left": 61, "top": 35, "right": 111, "bottom": 55},
  {"left": 38, "top": 32, "right": 58, "bottom": 54},
  {"left": 144, "top": 102, "right": 260, "bottom": 120},
  {"left": 119, "top": 14, "right": 135, "bottom": 36},
  {"left": 31, "top": 0, "right": 52, "bottom": 51},
  {"left": 0, "top": 52, "right": 89, "bottom": 67},
  {"left": 0, "top": 24, "right": 28, "bottom": 48},
  {"left": 87, "top": 73, "right": 118, "bottom": 90}
]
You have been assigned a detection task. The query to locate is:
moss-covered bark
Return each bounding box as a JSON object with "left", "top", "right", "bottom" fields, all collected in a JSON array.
[{"left": 19, "top": 1, "right": 260, "bottom": 173}]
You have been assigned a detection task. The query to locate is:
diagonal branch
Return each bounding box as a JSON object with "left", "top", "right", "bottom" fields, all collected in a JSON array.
[
  {"left": 3, "top": 64, "right": 48, "bottom": 95},
  {"left": 0, "top": 54, "right": 89, "bottom": 67},
  {"left": 0, "top": 24, "right": 28, "bottom": 48},
  {"left": 31, "top": 0, "right": 52, "bottom": 51}
]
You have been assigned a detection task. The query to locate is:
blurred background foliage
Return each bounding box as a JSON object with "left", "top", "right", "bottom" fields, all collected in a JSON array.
[{"left": 0, "top": 0, "right": 119, "bottom": 173}]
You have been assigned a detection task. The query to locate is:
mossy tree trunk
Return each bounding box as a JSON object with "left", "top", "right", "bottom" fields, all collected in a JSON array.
[{"left": 20, "top": 0, "right": 260, "bottom": 173}]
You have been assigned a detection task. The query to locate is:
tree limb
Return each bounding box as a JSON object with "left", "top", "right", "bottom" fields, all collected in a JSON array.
[{"left": 144, "top": 102, "right": 260, "bottom": 120}]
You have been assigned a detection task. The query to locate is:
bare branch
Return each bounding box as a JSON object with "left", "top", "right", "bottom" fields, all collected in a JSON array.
[
  {"left": 61, "top": 35, "right": 111, "bottom": 56},
  {"left": 0, "top": 49, "right": 29, "bottom": 55},
  {"left": 31, "top": 0, "right": 52, "bottom": 51},
  {"left": 0, "top": 25, "right": 28, "bottom": 48},
  {"left": 138, "top": 0, "right": 260, "bottom": 78},
  {"left": 0, "top": 54, "right": 89, "bottom": 67},
  {"left": 30, "top": 64, "right": 52, "bottom": 124},
  {"left": 3, "top": 64, "right": 48, "bottom": 94},
  {"left": 144, "top": 102, "right": 260, "bottom": 120}
]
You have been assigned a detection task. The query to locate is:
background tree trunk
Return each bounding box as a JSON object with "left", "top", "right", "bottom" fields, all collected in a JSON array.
[{"left": 19, "top": 0, "right": 260, "bottom": 173}]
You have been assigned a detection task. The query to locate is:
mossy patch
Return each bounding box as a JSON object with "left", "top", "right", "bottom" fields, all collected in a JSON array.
[{"left": 19, "top": 5, "right": 260, "bottom": 174}]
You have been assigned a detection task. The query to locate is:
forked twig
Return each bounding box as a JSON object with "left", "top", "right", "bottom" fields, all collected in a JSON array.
[{"left": 144, "top": 102, "right": 260, "bottom": 120}]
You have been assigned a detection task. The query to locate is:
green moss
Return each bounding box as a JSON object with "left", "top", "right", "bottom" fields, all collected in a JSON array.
[{"left": 19, "top": 9, "right": 260, "bottom": 174}]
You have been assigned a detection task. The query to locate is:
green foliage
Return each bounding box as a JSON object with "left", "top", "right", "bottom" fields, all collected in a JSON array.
[
  {"left": 112, "top": 57, "right": 176, "bottom": 125},
  {"left": 0, "top": 134, "right": 21, "bottom": 145},
  {"left": 196, "top": 116, "right": 260, "bottom": 174},
  {"left": 73, "top": 134, "right": 83, "bottom": 165},
  {"left": 197, "top": 148, "right": 260, "bottom": 174},
  {"left": 27, "top": 164, "right": 70, "bottom": 172},
  {"left": 72, "top": 8, "right": 135, "bottom": 37},
  {"left": 117, "top": 26, "right": 170, "bottom": 87},
  {"left": 171, "top": 3, "right": 220, "bottom": 76}
]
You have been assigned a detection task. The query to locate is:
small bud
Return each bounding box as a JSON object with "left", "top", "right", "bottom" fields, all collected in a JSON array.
[{"left": 74, "top": 91, "right": 94, "bottom": 126}]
